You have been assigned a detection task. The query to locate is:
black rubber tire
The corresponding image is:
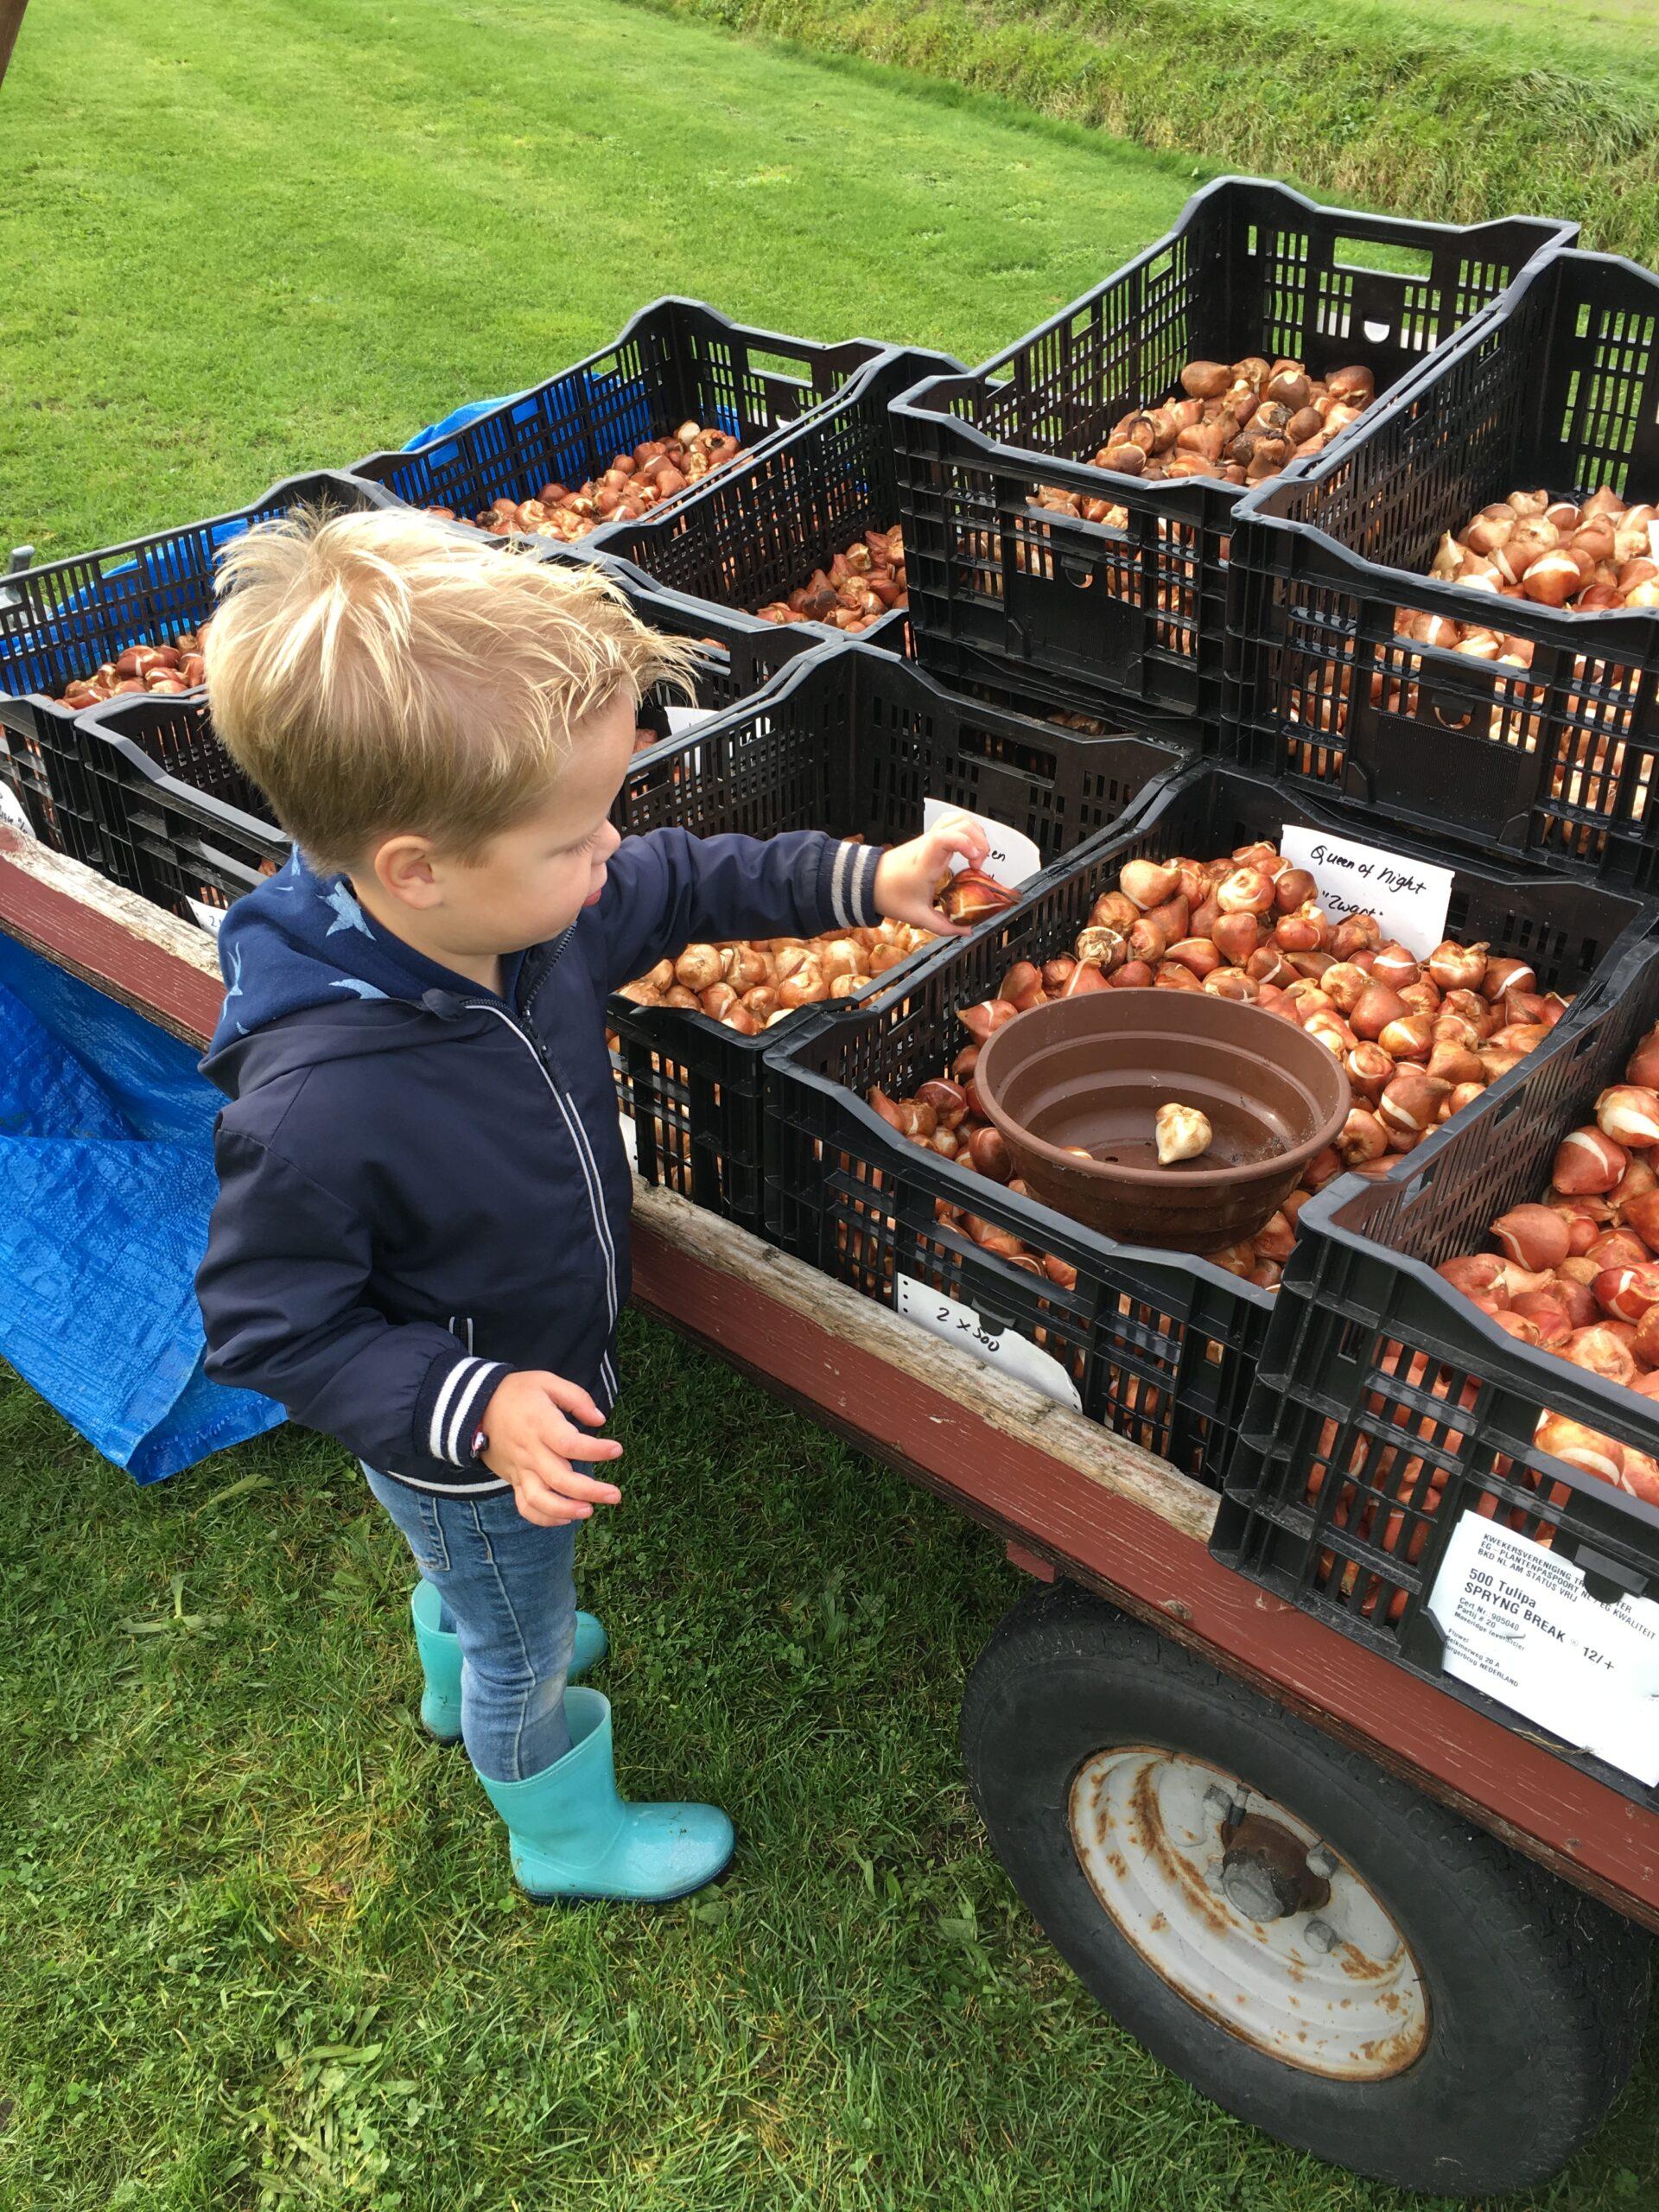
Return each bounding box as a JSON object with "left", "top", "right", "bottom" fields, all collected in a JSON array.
[{"left": 960, "top": 1580, "right": 1651, "bottom": 2197}]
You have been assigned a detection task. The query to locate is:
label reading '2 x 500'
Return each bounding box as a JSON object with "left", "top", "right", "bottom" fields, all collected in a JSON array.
[{"left": 894, "top": 1273, "right": 1082, "bottom": 1409}]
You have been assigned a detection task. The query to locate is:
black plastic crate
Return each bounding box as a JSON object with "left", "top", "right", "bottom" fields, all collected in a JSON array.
[
  {"left": 0, "top": 473, "right": 394, "bottom": 865},
  {"left": 893, "top": 178, "right": 1575, "bottom": 728},
  {"left": 70, "top": 568, "right": 829, "bottom": 924},
  {"left": 610, "top": 643, "right": 1186, "bottom": 1231},
  {"left": 1215, "top": 928, "right": 1659, "bottom": 1809},
  {"left": 347, "top": 296, "right": 890, "bottom": 554},
  {"left": 591, "top": 347, "right": 963, "bottom": 655},
  {"left": 1230, "top": 249, "right": 1659, "bottom": 887},
  {"left": 764, "top": 760, "right": 1648, "bottom": 1484}
]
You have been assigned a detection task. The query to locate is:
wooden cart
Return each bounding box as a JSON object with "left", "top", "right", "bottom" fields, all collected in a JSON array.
[{"left": 3, "top": 823, "right": 1652, "bottom": 2198}]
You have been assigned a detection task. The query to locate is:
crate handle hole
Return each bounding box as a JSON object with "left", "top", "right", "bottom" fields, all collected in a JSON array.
[
  {"left": 1335, "top": 238, "right": 1433, "bottom": 283},
  {"left": 1060, "top": 560, "right": 1095, "bottom": 590},
  {"left": 1362, "top": 319, "right": 1392, "bottom": 346},
  {"left": 750, "top": 349, "right": 810, "bottom": 382}
]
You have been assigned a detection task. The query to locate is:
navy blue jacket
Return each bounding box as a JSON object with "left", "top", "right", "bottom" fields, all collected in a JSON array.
[{"left": 196, "top": 830, "right": 882, "bottom": 1494}]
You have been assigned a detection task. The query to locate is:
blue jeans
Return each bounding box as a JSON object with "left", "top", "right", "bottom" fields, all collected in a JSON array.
[{"left": 365, "top": 1469, "right": 575, "bottom": 1781}]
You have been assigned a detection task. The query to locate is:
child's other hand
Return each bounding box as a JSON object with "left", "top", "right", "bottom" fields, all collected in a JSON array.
[
  {"left": 874, "top": 814, "right": 992, "bottom": 937},
  {"left": 477, "top": 1371, "right": 623, "bottom": 1528}
]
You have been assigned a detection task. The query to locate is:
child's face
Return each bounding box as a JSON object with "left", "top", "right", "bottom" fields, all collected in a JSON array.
[{"left": 422, "top": 693, "right": 632, "bottom": 957}]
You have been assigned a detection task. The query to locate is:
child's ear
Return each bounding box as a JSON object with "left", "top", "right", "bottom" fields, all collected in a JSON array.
[{"left": 372, "top": 834, "right": 443, "bottom": 910}]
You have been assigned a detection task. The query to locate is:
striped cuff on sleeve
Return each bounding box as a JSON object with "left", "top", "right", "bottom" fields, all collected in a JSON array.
[
  {"left": 415, "top": 1351, "right": 514, "bottom": 1466},
  {"left": 828, "top": 839, "right": 884, "bottom": 930}
]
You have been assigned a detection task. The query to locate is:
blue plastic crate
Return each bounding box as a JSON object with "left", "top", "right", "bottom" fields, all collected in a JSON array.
[
  {"left": 0, "top": 471, "right": 397, "bottom": 862},
  {"left": 347, "top": 296, "right": 890, "bottom": 556}
]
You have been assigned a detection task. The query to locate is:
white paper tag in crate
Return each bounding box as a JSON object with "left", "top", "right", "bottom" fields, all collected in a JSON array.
[
  {"left": 0, "top": 773, "right": 35, "bottom": 839},
  {"left": 922, "top": 798, "right": 1042, "bottom": 892},
  {"left": 663, "top": 705, "right": 716, "bottom": 738},
  {"left": 1280, "top": 825, "right": 1452, "bottom": 960},
  {"left": 186, "top": 897, "right": 226, "bottom": 935},
  {"left": 894, "top": 1272, "right": 1082, "bottom": 1409},
  {"left": 1427, "top": 1514, "right": 1659, "bottom": 1785},
  {"left": 618, "top": 1109, "right": 639, "bottom": 1173}
]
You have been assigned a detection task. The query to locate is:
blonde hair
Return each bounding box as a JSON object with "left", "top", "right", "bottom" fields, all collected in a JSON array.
[{"left": 203, "top": 505, "right": 696, "bottom": 870}]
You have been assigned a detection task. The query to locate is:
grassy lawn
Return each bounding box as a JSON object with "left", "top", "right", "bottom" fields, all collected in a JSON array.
[
  {"left": 0, "top": 0, "right": 1194, "bottom": 560},
  {"left": 643, "top": 0, "right": 1659, "bottom": 260},
  {"left": 2, "top": 2, "right": 1656, "bottom": 2207}
]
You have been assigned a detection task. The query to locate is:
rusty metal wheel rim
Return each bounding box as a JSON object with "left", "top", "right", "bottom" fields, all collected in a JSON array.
[{"left": 1067, "top": 1746, "right": 1429, "bottom": 2080}]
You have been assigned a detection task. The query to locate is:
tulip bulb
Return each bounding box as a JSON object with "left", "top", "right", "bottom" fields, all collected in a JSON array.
[
  {"left": 1596, "top": 1084, "right": 1659, "bottom": 1149},
  {"left": 1319, "top": 961, "right": 1369, "bottom": 1015},
  {"left": 1332, "top": 914, "right": 1382, "bottom": 960},
  {"left": 1588, "top": 1229, "right": 1651, "bottom": 1274},
  {"left": 1351, "top": 983, "right": 1408, "bottom": 1041},
  {"left": 1120, "top": 859, "right": 1181, "bottom": 912},
  {"left": 1491, "top": 1204, "right": 1570, "bottom": 1272},
  {"left": 1552, "top": 1125, "right": 1628, "bottom": 1196},
  {"left": 1508, "top": 1293, "right": 1573, "bottom": 1349},
  {"left": 1210, "top": 911, "right": 1261, "bottom": 966},
  {"left": 1058, "top": 959, "right": 1110, "bottom": 999},
  {"left": 1564, "top": 1325, "right": 1638, "bottom": 1388},
  {"left": 1427, "top": 939, "right": 1488, "bottom": 993},
  {"left": 1482, "top": 957, "right": 1537, "bottom": 1002},
  {"left": 1377, "top": 1013, "right": 1434, "bottom": 1061},
  {"left": 1371, "top": 942, "right": 1421, "bottom": 993},
  {"left": 958, "top": 998, "right": 1021, "bottom": 1043},
  {"left": 1534, "top": 1414, "right": 1625, "bottom": 1486},
  {"left": 1592, "top": 1262, "right": 1659, "bottom": 1323},
  {"left": 1439, "top": 1251, "right": 1508, "bottom": 1299},
  {"left": 1217, "top": 868, "right": 1276, "bottom": 915},
  {"left": 1379, "top": 1072, "right": 1451, "bottom": 1137},
  {"left": 1337, "top": 1108, "right": 1389, "bottom": 1166},
  {"left": 1155, "top": 1102, "right": 1213, "bottom": 1166},
  {"left": 1344, "top": 1041, "right": 1395, "bottom": 1101}
]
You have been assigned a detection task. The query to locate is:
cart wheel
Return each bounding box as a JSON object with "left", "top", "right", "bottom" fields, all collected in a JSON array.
[{"left": 960, "top": 1580, "right": 1651, "bottom": 2197}]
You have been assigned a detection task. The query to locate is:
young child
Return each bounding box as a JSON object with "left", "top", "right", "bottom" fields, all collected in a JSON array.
[{"left": 194, "top": 508, "right": 988, "bottom": 1904}]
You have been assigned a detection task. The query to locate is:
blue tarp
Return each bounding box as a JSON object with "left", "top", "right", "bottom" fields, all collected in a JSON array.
[
  {"left": 0, "top": 933, "right": 283, "bottom": 1481},
  {"left": 404, "top": 393, "right": 518, "bottom": 452}
]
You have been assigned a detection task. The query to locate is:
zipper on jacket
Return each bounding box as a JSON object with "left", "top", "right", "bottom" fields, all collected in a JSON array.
[{"left": 462, "top": 995, "right": 622, "bottom": 1405}]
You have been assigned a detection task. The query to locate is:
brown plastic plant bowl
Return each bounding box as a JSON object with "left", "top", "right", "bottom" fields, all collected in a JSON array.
[{"left": 974, "top": 988, "right": 1351, "bottom": 1251}]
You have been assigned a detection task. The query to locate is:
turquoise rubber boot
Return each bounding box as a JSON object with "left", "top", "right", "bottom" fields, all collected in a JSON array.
[
  {"left": 477, "top": 1687, "right": 734, "bottom": 1903},
  {"left": 410, "top": 1580, "right": 607, "bottom": 1745}
]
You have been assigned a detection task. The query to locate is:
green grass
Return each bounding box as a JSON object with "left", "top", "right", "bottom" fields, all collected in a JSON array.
[
  {"left": 0, "top": 0, "right": 1193, "bottom": 560},
  {"left": 2, "top": 1, "right": 1657, "bottom": 2205},
  {"left": 635, "top": 0, "right": 1659, "bottom": 261},
  {"left": 5, "top": 1319, "right": 1658, "bottom": 2211}
]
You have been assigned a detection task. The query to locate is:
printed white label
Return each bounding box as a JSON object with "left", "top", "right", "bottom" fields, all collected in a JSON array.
[
  {"left": 663, "top": 704, "right": 717, "bottom": 738},
  {"left": 923, "top": 797, "right": 1043, "bottom": 891},
  {"left": 186, "top": 897, "right": 226, "bottom": 935},
  {"left": 0, "top": 774, "right": 35, "bottom": 839},
  {"left": 618, "top": 1108, "right": 639, "bottom": 1173},
  {"left": 894, "top": 1271, "right": 1082, "bottom": 1409},
  {"left": 1280, "top": 824, "right": 1452, "bottom": 959},
  {"left": 1427, "top": 1514, "right": 1659, "bottom": 1785}
]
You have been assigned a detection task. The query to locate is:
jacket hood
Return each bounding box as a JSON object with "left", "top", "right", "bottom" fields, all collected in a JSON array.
[{"left": 200, "top": 850, "right": 505, "bottom": 1098}]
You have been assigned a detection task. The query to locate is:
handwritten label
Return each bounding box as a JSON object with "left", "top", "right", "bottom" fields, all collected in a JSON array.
[
  {"left": 894, "top": 1272, "right": 1082, "bottom": 1409},
  {"left": 1427, "top": 1515, "right": 1659, "bottom": 1785},
  {"left": 1280, "top": 824, "right": 1452, "bottom": 959},
  {"left": 186, "top": 897, "right": 226, "bottom": 935},
  {"left": 923, "top": 798, "right": 1043, "bottom": 892}
]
